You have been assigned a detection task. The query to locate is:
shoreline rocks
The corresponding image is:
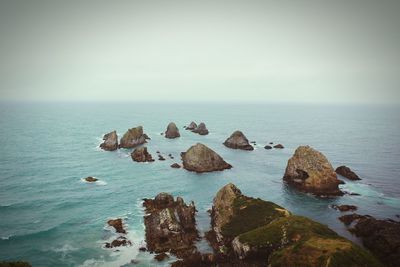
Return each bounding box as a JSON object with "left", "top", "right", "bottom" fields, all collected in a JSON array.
[
  {"left": 223, "top": 131, "right": 254, "bottom": 151},
  {"left": 100, "top": 130, "right": 118, "bottom": 151},
  {"left": 192, "top": 122, "right": 209, "bottom": 135},
  {"left": 119, "top": 126, "right": 148, "bottom": 149},
  {"left": 181, "top": 143, "right": 232, "bottom": 173},
  {"left": 131, "top": 147, "right": 154, "bottom": 162},
  {"left": 165, "top": 122, "right": 180, "bottom": 139},
  {"left": 283, "top": 146, "right": 343, "bottom": 197},
  {"left": 336, "top": 165, "right": 361, "bottom": 180}
]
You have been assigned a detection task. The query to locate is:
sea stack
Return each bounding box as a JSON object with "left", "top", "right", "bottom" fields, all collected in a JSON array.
[
  {"left": 186, "top": 121, "right": 197, "bottom": 130},
  {"left": 335, "top": 165, "right": 361, "bottom": 180},
  {"left": 192, "top": 122, "right": 209, "bottom": 135},
  {"left": 223, "top": 130, "right": 254, "bottom": 151},
  {"left": 131, "top": 147, "right": 154, "bottom": 162},
  {"left": 182, "top": 143, "right": 231, "bottom": 172},
  {"left": 283, "top": 145, "right": 343, "bottom": 196},
  {"left": 119, "top": 126, "right": 148, "bottom": 148},
  {"left": 165, "top": 122, "right": 180, "bottom": 139},
  {"left": 100, "top": 130, "right": 118, "bottom": 151}
]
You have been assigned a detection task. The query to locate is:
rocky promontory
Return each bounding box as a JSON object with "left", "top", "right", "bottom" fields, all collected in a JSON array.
[
  {"left": 205, "top": 183, "right": 383, "bottom": 266},
  {"left": 192, "top": 122, "right": 209, "bottom": 135},
  {"left": 119, "top": 126, "right": 148, "bottom": 148},
  {"left": 131, "top": 147, "right": 154, "bottom": 162},
  {"left": 100, "top": 130, "right": 118, "bottom": 151},
  {"left": 336, "top": 165, "right": 361, "bottom": 180},
  {"left": 165, "top": 122, "right": 180, "bottom": 139},
  {"left": 223, "top": 131, "right": 254, "bottom": 151},
  {"left": 283, "top": 146, "right": 343, "bottom": 196},
  {"left": 181, "top": 143, "right": 232, "bottom": 173}
]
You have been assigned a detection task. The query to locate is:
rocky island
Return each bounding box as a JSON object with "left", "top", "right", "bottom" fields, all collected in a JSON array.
[
  {"left": 99, "top": 130, "right": 118, "bottom": 151},
  {"left": 283, "top": 145, "right": 343, "bottom": 196},
  {"left": 185, "top": 121, "right": 197, "bottom": 130},
  {"left": 131, "top": 147, "right": 154, "bottom": 162},
  {"left": 335, "top": 165, "right": 361, "bottom": 180},
  {"left": 165, "top": 122, "right": 180, "bottom": 139},
  {"left": 192, "top": 122, "right": 209, "bottom": 135},
  {"left": 181, "top": 143, "right": 232, "bottom": 173},
  {"left": 223, "top": 130, "right": 254, "bottom": 151},
  {"left": 119, "top": 126, "right": 149, "bottom": 148}
]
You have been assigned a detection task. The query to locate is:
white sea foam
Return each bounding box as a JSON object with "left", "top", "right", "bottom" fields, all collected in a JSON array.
[{"left": 1, "top": 236, "right": 10, "bottom": 240}]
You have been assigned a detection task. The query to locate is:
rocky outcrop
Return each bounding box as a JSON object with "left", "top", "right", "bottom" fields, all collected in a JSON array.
[
  {"left": 223, "top": 131, "right": 254, "bottom": 151},
  {"left": 119, "top": 126, "right": 148, "bottom": 148},
  {"left": 165, "top": 122, "right": 180, "bottom": 139},
  {"left": 100, "top": 130, "right": 118, "bottom": 151},
  {"left": 131, "top": 147, "right": 154, "bottom": 162},
  {"left": 206, "top": 183, "right": 383, "bottom": 267},
  {"left": 171, "top": 163, "right": 181, "bottom": 168},
  {"left": 340, "top": 214, "right": 400, "bottom": 267},
  {"left": 331, "top": 204, "right": 357, "bottom": 212},
  {"left": 192, "top": 123, "right": 209, "bottom": 135},
  {"left": 143, "top": 193, "right": 198, "bottom": 259},
  {"left": 105, "top": 236, "right": 131, "bottom": 248},
  {"left": 336, "top": 165, "right": 361, "bottom": 180},
  {"left": 181, "top": 143, "right": 232, "bottom": 173},
  {"left": 186, "top": 121, "right": 197, "bottom": 130},
  {"left": 107, "top": 218, "right": 126, "bottom": 234},
  {"left": 283, "top": 146, "right": 343, "bottom": 196},
  {"left": 84, "top": 176, "right": 98, "bottom": 182}
]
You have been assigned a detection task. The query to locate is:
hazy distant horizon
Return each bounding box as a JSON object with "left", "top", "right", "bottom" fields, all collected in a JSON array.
[{"left": 1, "top": 0, "right": 400, "bottom": 104}]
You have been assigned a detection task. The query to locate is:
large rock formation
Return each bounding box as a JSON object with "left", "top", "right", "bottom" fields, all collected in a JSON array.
[
  {"left": 336, "top": 165, "right": 361, "bottom": 180},
  {"left": 206, "top": 183, "right": 383, "bottom": 267},
  {"left": 339, "top": 214, "right": 400, "bottom": 267},
  {"left": 283, "top": 146, "right": 343, "bottom": 196},
  {"left": 100, "top": 130, "right": 118, "bottom": 151},
  {"left": 223, "top": 131, "right": 254, "bottom": 151},
  {"left": 119, "top": 126, "right": 148, "bottom": 148},
  {"left": 192, "top": 122, "right": 209, "bottom": 135},
  {"left": 181, "top": 143, "right": 232, "bottom": 173},
  {"left": 165, "top": 122, "right": 180, "bottom": 139},
  {"left": 143, "top": 193, "right": 198, "bottom": 259},
  {"left": 131, "top": 147, "right": 154, "bottom": 162},
  {"left": 186, "top": 121, "right": 197, "bottom": 130}
]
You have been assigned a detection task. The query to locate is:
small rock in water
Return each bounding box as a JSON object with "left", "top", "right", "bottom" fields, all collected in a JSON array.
[
  {"left": 85, "top": 176, "right": 98, "bottom": 182},
  {"left": 269, "top": 142, "right": 273, "bottom": 144},
  {"left": 107, "top": 218, "right": 126, "bottom": 234},
  {"left": 131, "top": 147, "right": 154, "bottom": 162},
  {"left": 158, "top": 155, "right": 166, "bottom": 161},
  {"left": 264, "top": 145, "right": 272, "bottom": 149},
  {"left": 154, "top": 253, "right": 169, "bottom": 261},
  {"left": 171, "top": 163, "right": 181, "bottom": 168},
  {"left": 335, "top": 166, "right": 361, "bottom": 180},
  {"left": 138, "top": 246, "right": 147, "bottom": 252},
  {"left": 273, "top": 144, "right": 284, "bottom": 149},
  {"left": 185, "top": 121, "right": 197, "bottom": 130},
  {"left": 331, "top": 204, "right": 357, "bottom": 212},
  {"left": 191, "top": 122, "right": 209, "bottom": 135}
]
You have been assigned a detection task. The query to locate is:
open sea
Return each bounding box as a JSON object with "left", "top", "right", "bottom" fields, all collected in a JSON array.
[{"left": 0, "top": 102, "right": 399, "bottom": 266}]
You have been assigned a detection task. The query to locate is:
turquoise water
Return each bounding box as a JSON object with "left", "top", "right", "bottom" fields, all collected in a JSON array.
[{"left": 0, "top": 102, "right": 399, "bottom": 266}]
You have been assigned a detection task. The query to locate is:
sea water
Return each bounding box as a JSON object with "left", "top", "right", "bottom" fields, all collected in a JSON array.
[{"left": 0, "top": 102, "right": 399, "bottom": 266}]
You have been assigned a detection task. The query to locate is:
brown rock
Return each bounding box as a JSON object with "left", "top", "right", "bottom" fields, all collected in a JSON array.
[
  {"left": 331, "top": 204, "right": 357, "bottom": 212},
  {"left": 181, "top": 143, "right": 232, "bottom": 173},
  {"left": 165, "top": 122, "right": 180, "bottom": 139},
  {"left": 107, "top": 218, "right": 126, "bottom": 234},
  {"left": 336, "top": 165, "right": 361, "bottom": 180},
  {"left": 283, "top": 146, "right": 343, "bottom": 196},
  {"left": 186, "top": 121, "right": 197, "bottom": 130},
  {"left": 154, "top": 252, "right": 169, "bottom": 261},
  {"left": 119, "top": 126, "right": 148, "bottom": 148},
  {"left": 338, "top": 214, "right": 366, "bottom": 225},
  {"left": 171, "top": 163, "right": 181, "bottom": 168},
  {"left": 100, "top": 130, "right": 118, "bottom": 151},
  {"left": 223, "top": 131, "right": 254, "bottom": 151},
  {"left": 105, "top": 237, "right": 131, "bottom": 248},
  {"left": 192, "top": 122, "right": 209, "bottom": 135},
  {"left": 84, "top": 176, "right": 98, "bottom": 182},
  {"left": 273, "top": 144, "right": 284, "bottom": 149},
  {"left": 131, "top": 147, "right": 154, "bottom": 162}
]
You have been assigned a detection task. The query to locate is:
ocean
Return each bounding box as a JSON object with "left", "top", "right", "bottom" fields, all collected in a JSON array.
[{"left": 0, "top": 102, "right": 399, "bottom": 266}]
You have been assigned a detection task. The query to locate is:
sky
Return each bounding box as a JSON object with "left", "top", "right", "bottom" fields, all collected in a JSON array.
[{"left": 0, "top": 0, "right": 399, "bottom": 103}]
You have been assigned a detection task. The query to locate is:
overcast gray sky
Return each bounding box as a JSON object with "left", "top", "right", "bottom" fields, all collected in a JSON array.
[{"left": 0, "top": 0, "right": 399, "bottom": 103}]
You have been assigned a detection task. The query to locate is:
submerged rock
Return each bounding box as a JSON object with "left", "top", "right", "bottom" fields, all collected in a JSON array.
[
  {"left": 107, "top": 218, "right": 126, "bottom": 234},
  {"left": 100, "top": 130, "right": 118, "bottom": 151},
  {"left": 206, "top": 183, "right": 383, "bottom": 267},
  {"left": 181, "top": 143, "right": 232, "bottom": 173},
  {"left": 331, "top": 204, "right": 357, "bottom": 212},
  {"left": 143, "top": 193, "right": 198, "bottom": 259},
  {"left": 119, "top": 126, "right": 148, "bottom": 148},
  {"left": 84, "top": 176, "right": 98, "bottom": 182},
  {"left": 131, "top": 147, "right": 154, "bottom": 162},
  {"left": 192, "top": 122, "right": 209, "bottom": 135},
  {"left": 186, "top": 121, "right": 197, "bottom": 130},
  {"left": 171, "top": 163, "right": 181, "bottom": 168},
  {"left": 283, "top": 146, "right": 343, "bottom": 196},
  {"left": 273, "top": 144, "right": 284, "bottom": 149},
  {"left": 223, "top": 131, "right": 254, "bottom": 151},
  {"left": 336, "top": 165, "right": 361, "bottom": 180},
  {"left": 165, "top": 122, "right": 180, "bottom": 139}
]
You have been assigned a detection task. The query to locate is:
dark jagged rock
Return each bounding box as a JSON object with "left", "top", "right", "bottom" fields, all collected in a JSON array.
[
  {"left": 131, "top": 147, "right": 154, "bottom": 162},
  {"left": 223, "top": 131, "right": 254, "bottom": 151},
  {"left": 269, "top": 142, "right": 273, "bottom": 144},
  {"left": 119, "top": 126, "right": 148, "bottom": 148},
  {"left": 105, "top": 237, "right": 131, "bottom": 248},
  {"left": 331, "top": 204, "right": 357, "bottom": 212},
  {"left": 283, "top": 146, "right": 343, "bottom": 197},
  {"left": 171, "top": 163, "right": 181, "bottom": 168},
  {"left": 336, "top": 165, "right": 361, "bottom": 180},
  {"left": 84, "top": 176, "right": 98, "bottom": 182},
  {"left": 0, "top": 262, "right": 32, "bottom": 267},
  {"left": 338, "top": 214, "right": 367, "bottom": 225},
  {"left": 186, "top": 121, "right": 197, "bottom": 130},
  {"left": 143, "top": 193, "right": 198, "bottom": 259},
  {"left": 192, "top": 122, "right": 209, "bottom": 135},
  {"left": 165, "top": 122, "right": 180, "bottom": 139},
  {"left": 107, "top": 218, "right": 126, "bottom": 234},
  {"left": 139, "top": 246, "right": 147, "bottom": 252},
  {"left": 154, "top": 252, "right": 169, "bottom": 261},
  {"left": 206, "top": 183, "right": 383, "bottom": 267},
  {"left": 100, "top": 130, "right": 118, "bottom": 151},
  {"left": 273, "top": 144, "right": 284, "bottom": 149},
  {"left": 264, "top": 145, "right": 272, "bottom": 149},
  {"left": 181, "top": 143, "right": 232, "bottom": 173},
  {"left": 344, "top": 215, "right": 400, "bottom": 267},
  {"left": 158, "top": 155, "right": 165, "bottom": 161}
]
